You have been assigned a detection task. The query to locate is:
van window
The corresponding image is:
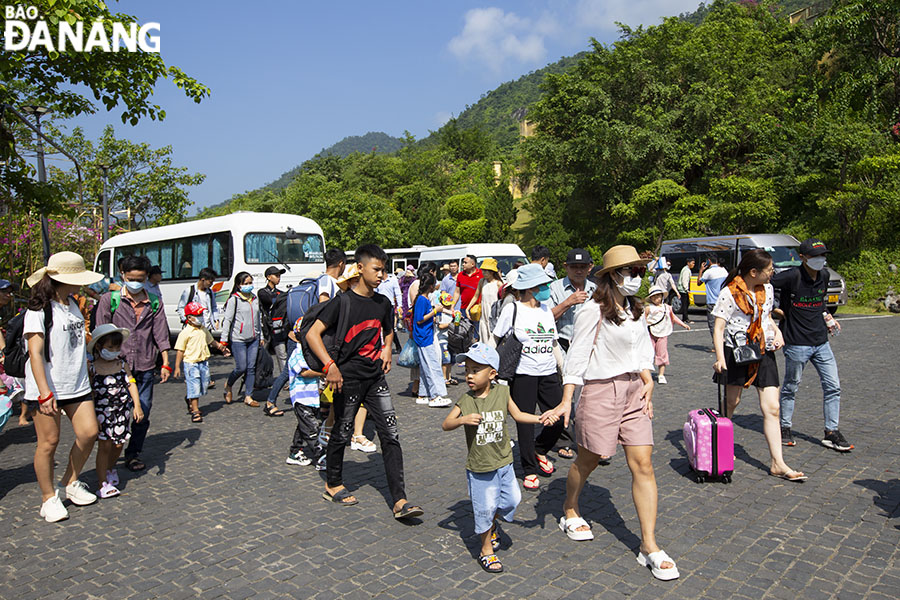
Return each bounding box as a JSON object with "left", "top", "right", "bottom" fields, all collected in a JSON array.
[
  {"left": 765, "top": 246, "right": 802, "bottom": 269},
  {"left": 95, "top": 249, "right": 112, "bottom": 277},
  {"left": 480, "top": 256, "right": 524, "bottom": 276},
  {"left": 115, "top": 232, "right": 233, "bottom": 280},
  {"left": 244, "top": 233, "right": 324, "bottom": 264}
]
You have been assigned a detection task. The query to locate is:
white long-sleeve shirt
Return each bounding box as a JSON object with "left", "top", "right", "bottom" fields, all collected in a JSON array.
[{"left": 562, "top": 300, "right": 654, "bottom": 386}]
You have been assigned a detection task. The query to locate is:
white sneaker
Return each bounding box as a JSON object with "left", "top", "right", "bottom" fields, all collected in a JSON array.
[
  {"left": 285, "top": 450, "right": 312, "bottom": 466},
  {"left": 428, "top": 396, "right": 452, "bottom": 408},
  {"left": 106, "top": 469, "right": 119, "bottom": 487},
  {"left": 40, "top": 492, "right": 69, "bottom": 523},
  {"left": 59, "top": 480, "right": 97, "bottom": 506},
  {"left": 98, "top": 481, "right": 120, "bottom": 499},
  {"left": 350, "top": 436, "right": 377, "bottom": 453},
  {"left": 658, "top": 375, "right": 667, "bottom": 384},
  {"left": 315, "top": 454, "right": 327, "bottom": 471},
  {"left": 415, "top": 397, "right": 430, "bottom": 405}
]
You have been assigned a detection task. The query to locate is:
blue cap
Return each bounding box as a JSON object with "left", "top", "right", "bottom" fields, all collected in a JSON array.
[
  {"left": 0, "top": 279, "right": 13, "bottom": 291},
  {"left": 457, "top": 342, "right": 500, "bottom": 371},
  {"left": 512, "top": 263, "right": 552, "bottom": 290}
]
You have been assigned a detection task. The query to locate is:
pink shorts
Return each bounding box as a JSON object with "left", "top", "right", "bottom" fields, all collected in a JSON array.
[
  {"left": 650, "top": 334, "right": 669, "bottom": 366},
  {"left": 574, "top": 373, "right": 654, "bottom": 457}
]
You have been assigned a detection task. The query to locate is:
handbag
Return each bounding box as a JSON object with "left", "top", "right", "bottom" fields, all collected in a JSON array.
[
  {"left": 397, "top": 338, "right": 419, "bottom": 368},
  {"left": 730, "top": 331, "right": 762, "bottom": 365},
  {"left": 468, "top": 302, "right": 482, "bottom": 322},
  {"left": 496, "top": 303, "right": 523, "bottom": 382}
]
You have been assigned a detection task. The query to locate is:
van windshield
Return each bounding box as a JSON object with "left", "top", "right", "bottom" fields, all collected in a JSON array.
[
  {"left": 245, "top": 232, "right": 325, "bottom": 264},
  {"left": 766, "top": 246, "right": 802, "bottom": 269}
]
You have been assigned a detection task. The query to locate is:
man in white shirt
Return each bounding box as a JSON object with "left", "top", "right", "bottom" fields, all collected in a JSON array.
[
  {"left": 698, "top": 254, "right": 729, "bottom": 340},
  {"left": 176, "top": 268, "right": 219, "bottom": 331},
  {"left": 677, "top": 258, "right": 695, "bottom": 323},
  {"left": 317, "top": 249, "right": 346, "bottom": 302}
]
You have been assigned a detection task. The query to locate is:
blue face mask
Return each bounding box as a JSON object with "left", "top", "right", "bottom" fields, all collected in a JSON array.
[
  {"left": 123, "top": 279, "right": 145, "bottom": 293},
  {"left": 240, "top": 284, "right": 254, "bottom": 294},
  {"left": 533, "top": 284, "right": 551, "bottom": 302}
]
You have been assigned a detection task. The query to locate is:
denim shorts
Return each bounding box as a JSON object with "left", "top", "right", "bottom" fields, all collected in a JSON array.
[
  {"left": 439, "top": 339, "right": 452, "bottom": 365},
  {"left": 466, "top": 463, "right": 521, "bottom": 534},
  {"left": 184, "top": 360, "right": 210, "bottom": 398}
]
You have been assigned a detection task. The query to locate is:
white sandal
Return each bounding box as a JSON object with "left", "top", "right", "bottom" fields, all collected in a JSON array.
[
  {"left": 350, "top": 435, "right": 376, "bottom": 453},
  {"left": 559, "top": 516, "right": 594, "bottom": 541},
  {"left": 636, "top": 549, "right": 680, "bottom": 581}
]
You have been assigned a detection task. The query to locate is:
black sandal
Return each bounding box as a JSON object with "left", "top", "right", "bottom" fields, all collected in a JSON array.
[
  {"left": 263, "top": 404, "right": 285, "bottom": 417},
  {"left": 393, "top": 502, "right": 424, "bottom": 520},
  {"left": 322, "top": 488, "right": 358, "bottom": 505},
  {"left": 190, "top": 411, "right": 203, "bottom": 423},
  {"left": 478, "top": 553, "right": 503, "bottom": 573},
  {"left": 125, "top": 457, "right": 145, "bottom": 472}
]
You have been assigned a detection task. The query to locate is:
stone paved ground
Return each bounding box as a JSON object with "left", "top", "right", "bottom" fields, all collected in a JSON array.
[{"left": 1, "top": 314, "right": 898, "bottom": 600}]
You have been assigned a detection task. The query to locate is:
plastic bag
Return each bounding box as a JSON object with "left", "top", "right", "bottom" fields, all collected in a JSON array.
[{"left": 397, "top": 338, "right": 419, "bottom": 368}]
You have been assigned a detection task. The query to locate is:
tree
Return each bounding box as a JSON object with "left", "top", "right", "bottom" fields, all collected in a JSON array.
[
  {"left": 394, "top": 183, "right": 443, "bottom": 246},
  {"left": 0, "top": 0, "right": 209, "bottom": 210},
  {"left": 705, "top": 176, "right": 779, "bottom": 234},
  {"left": 610, "top": 179, "right": 689, "bottom": 250},
  {"left": 485, "top": 179, "right": 517, "bottom": 243},
  {"left": 441, "top": 193, "right": 487, "bottom": 243},
  {"left": 50, "top": 126, "right": 205, "bottom": 229}
]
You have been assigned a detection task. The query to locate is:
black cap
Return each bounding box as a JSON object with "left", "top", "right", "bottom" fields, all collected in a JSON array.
[
  {"left": 565, "top": 248, "right": 592, "bottom": 265},
  {"left": 265, "top": 266, "right": 286, "bottom": 277},
  {"left": 799, "top": 238, "right": 829, "bottom": 257}
]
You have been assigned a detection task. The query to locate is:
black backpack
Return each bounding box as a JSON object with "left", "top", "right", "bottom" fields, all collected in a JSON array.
[
  {"left": 298, "top": 293, "right": 353, "bottom": 372},
  {"left": 253, "top": 346, "right": 274, "bottom": 391},
  {"left": 3, "top": 307, "right": 52, "bottom": 378},
  {"left": 264, "top": 292, "right": 288, "bottom": 341},
  {"left": 447, "top": 316, "right": 475, "bottom": 356}
]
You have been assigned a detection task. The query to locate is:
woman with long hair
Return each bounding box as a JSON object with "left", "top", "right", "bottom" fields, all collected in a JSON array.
[
  {"left": 221, "top": 271, "right": 263, "bottom": 409},
  {"left": 24, "top": 252, "right": 104, "bottom": 522},
  {"left": 712, "top": 249, "right": 806, "bottom": 482},
  {"left": 413, "top": 273, "right": 450, "bottom": 407},
  {"left": 470, "top": 258, "right": 503, "bottom": 348},
  {"left": 553, "top": 245, "right": 679, "bottom": 581}
]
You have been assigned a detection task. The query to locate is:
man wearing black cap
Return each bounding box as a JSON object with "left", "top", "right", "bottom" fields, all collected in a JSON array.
[
  {"left": 258, "top": 266, "right": 288, "bottom": 377},
  {"left": 549, "top": 249, "right": 597, "bottom": 353},
  {"left": 771, "top": 238, "right": 851, "bottom": 452}
]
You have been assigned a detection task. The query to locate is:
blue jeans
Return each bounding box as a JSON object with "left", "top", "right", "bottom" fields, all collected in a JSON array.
[
  {"left": 267, "top": 339, "right": 297, "bottom": 405},
  {"left": 780, "top": 342, "right": 841, "bottom": 431},
  {"left": 227, "top": 339, "right": 259, "bottom": 396},
  {"left": 125, "top": 369, "right": 156, "bottom": 459}
]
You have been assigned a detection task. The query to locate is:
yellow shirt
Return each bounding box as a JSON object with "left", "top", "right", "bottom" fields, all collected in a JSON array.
[{"left": 174, "top": 325, "right": 214, "bottom": 363}]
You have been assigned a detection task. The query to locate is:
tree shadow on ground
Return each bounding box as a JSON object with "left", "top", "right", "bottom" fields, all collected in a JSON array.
[
  {"left": 853, "top": 478, "right": 900, "bottom": 520},
  {"left": 0, "top": 419, "right": 36, "bottom": 452}
]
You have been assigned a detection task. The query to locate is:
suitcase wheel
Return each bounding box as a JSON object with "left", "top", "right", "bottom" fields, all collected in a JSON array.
[
  {"left": 695, "top": 473, "right": 706, "bottom": 484},
  {"left": 722, "top": 473, "right": 733, "bottom": 484}
]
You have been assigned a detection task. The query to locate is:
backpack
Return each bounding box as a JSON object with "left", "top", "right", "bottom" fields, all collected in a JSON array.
[
  {"left": 264, "top": 292, "right": 288, "bottom": 340},
  {"left": 3, "top": 307, "right": 52, "bottom": 378},
  {"left": 253, "top": 346, "right": 274, "bottom": 391},
  {"left": 489, "top": 296, "right": 505, "bottom": 332},
  {"left": 110, "top": 289, "right": 160, "bottom": 316},
  {"left": 298, "top": 293, "right": 353, "bottom": 372},
  {"left": 285, "top": 278, "right": 321, "bottom": 328},
  {"left": 447, "top": 316, "right": 475, "bottom": 356}
]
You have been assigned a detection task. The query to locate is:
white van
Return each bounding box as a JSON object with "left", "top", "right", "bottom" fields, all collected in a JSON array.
[
  {"left": 94, "top": 212, "right": 327, "bottom": 333},
  {"left": 417, "top": 243, "right": 527, "bottom": 276}
]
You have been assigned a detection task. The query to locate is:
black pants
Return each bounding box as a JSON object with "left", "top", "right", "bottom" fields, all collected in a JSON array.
[
  {"left": 290, "top": 403, "right": 321, "bottom": 460},
  {"left": 680, "top": 291, "right": 690, "bottom": 322},
  {"left": 326, "top": 375, "right": 406, "bottom": 504},
  {"left": 510, "top": 372, "right": 565, "bottom": 477}
]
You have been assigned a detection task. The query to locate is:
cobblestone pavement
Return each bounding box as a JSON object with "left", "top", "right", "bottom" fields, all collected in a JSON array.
[{"left": 1, "top": 314, "right": 898, "bottom": 600}]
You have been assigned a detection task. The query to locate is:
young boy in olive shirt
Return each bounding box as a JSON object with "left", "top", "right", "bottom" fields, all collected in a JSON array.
[{"left": 442, "top": 343, "right": 557, "bottom": 574}]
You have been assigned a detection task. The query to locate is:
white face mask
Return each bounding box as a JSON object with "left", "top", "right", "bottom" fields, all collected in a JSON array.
[
  {"left": 99, "top": 348, "right": 120, "bottom": 361},
  {"left": 616, "top": 274, "right": 642, "bottom": 297},
  {"left": 806, "top": 256, "right": 826, "bottom": 271}
]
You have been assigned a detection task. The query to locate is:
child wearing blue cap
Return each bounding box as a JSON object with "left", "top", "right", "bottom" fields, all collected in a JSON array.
[{"left": 442, "top": 342, "right": 558, "bottom": 573}]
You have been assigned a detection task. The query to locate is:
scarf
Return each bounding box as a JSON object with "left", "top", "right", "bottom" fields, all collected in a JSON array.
[{"left": 726, "top": 275, "right": 767, "bottom": 387}]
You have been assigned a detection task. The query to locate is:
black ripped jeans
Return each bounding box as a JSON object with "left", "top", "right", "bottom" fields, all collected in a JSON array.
[{"left": 326, "top": 375, "right": 406, "bottom": 504}]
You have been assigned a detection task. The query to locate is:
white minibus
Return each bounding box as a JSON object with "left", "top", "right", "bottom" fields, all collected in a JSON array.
[
  {"left": 417, "top": 243, "right": 527, "bottom": 276},
  {"left": 94, "top": 212, "right": 326, "bottom": 333}
]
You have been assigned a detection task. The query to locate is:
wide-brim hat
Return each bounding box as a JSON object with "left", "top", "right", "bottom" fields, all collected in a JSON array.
[
  {"left": 512, "top": 263, "right": 552, "bottom": 290},
  {"left": 27, "top": 251, "right": 103, "bottom": 288},
  {"left": 647, "top": 284, "right": 666, "bottom": 298},
  {"left": 87, "top": 324, "right": 131, "bottom": 354},
  {"left": 480, "top": 258, "right": 500, "bottom": 274},
  {"left": 598, "top": 245, "right": 646, "bottom": 276},
  {"left": 336, "top": 263, "right": 360, "bottom": 291}
]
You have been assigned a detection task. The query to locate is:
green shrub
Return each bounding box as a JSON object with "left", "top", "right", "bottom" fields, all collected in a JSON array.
[{"left": 831, "top": 249, "right": 900, "bottom": 306}]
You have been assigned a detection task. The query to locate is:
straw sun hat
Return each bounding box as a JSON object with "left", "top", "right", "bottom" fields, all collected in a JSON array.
[
  {"left": 26, "top": 251, "right": 103, "bottom": 288},
  {"left": 597, "top": 245, "right": 646, "bottom": 276},
  {"left": 336, "top": 263, "right": 360, "bottom": 291}
]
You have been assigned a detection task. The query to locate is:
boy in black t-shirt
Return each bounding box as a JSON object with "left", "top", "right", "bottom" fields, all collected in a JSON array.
[{"left": 306, "top": 244, "right": 424, "bottom": 519}]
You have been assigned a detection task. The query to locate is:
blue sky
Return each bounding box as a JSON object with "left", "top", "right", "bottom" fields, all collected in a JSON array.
[{"left": 63, "top": 0, "right": 702, "bottom": 212}]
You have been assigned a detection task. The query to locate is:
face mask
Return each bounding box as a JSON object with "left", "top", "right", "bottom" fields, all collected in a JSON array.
[
  {"left": 99, "top": 348, "right": 120, "bottom": 361},
  {"left": 806, "top": 256, "right": 826, "bottom": 271},
  {"left": 533, "top": 285, "right": 551, "bottom": 302},
  {"left": 240, "top": 284, "right": 254, "bottom": 294},
  {"left": 616, "top": 275, "right": 642, "bottom": 297},
  {"left": 124, "top": 280, "right": 145, "bottom": 293}
]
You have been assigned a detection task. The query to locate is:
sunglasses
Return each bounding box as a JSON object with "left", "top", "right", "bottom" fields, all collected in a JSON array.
[{"left": 618, "top": 266, "right": 646, "bottom": 278}]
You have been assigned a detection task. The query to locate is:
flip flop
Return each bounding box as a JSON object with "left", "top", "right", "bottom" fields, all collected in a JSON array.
[
  {"left": 536, "top": 455, "right": 554, "bottom": 476},
  {"left": 393, "top": 502, "right": 424, "bottom": 520},
  {"left": 557, "top": 447, "right": 575, "bottom": 459},
  {"left": 769, "top": 470, "right": 808, "bottom": 482},
  {"left": 523, "top": 475, "right": 540, "bottom": 490},
  {"left": 322, "top": 488, "right": 358, "bottom": 505},
  {"left": 478, "top": 553, "right": 503, "bottom": 573}
]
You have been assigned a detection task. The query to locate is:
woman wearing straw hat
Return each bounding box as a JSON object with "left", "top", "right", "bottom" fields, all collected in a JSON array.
[
  {"left": 24, "top": 251, "right": 104, "bottom": 522},
  {"left": 492, "top": 263, "right": 566, "bottom": 491},
  {"left": 469, "top": 258, "right": 503, "bottom": 348},
  {"left": 553, "top": 245, "right": 680, "bottom": 581}
]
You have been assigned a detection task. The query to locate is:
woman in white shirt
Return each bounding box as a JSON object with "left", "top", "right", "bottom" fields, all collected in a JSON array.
[
  {"left": 553, "top": 246, "right": 679, "bottom": 582},
  {"left": 712, "top": 249, "right": 806, "bottom": 482},
  {"left": 492, "top": 264, "right": 564, "bottom": 491},
  {"left": 469, "top": 258, "right": 503, "bottom": 348},
  {"left": 24, "top": 252, "right": 104, "bottom": 523}
]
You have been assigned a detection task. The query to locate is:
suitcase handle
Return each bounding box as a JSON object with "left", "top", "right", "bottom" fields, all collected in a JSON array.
[{"left": 717, "top": 378, "right": 726, "bottom": 416}]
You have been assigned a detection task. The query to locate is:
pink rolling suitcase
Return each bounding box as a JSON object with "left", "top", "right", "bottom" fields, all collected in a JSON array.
[{"left": 683, "top": 382, "right": 734, "bottom": 483}]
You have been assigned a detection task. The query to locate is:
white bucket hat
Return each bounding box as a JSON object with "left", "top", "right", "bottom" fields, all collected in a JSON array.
[
  {"left": 86, "top": 323, "right": 131, "bottom": 354},
  {"left": 27, "top": 251, "right": 103, "bottom": 288}
]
